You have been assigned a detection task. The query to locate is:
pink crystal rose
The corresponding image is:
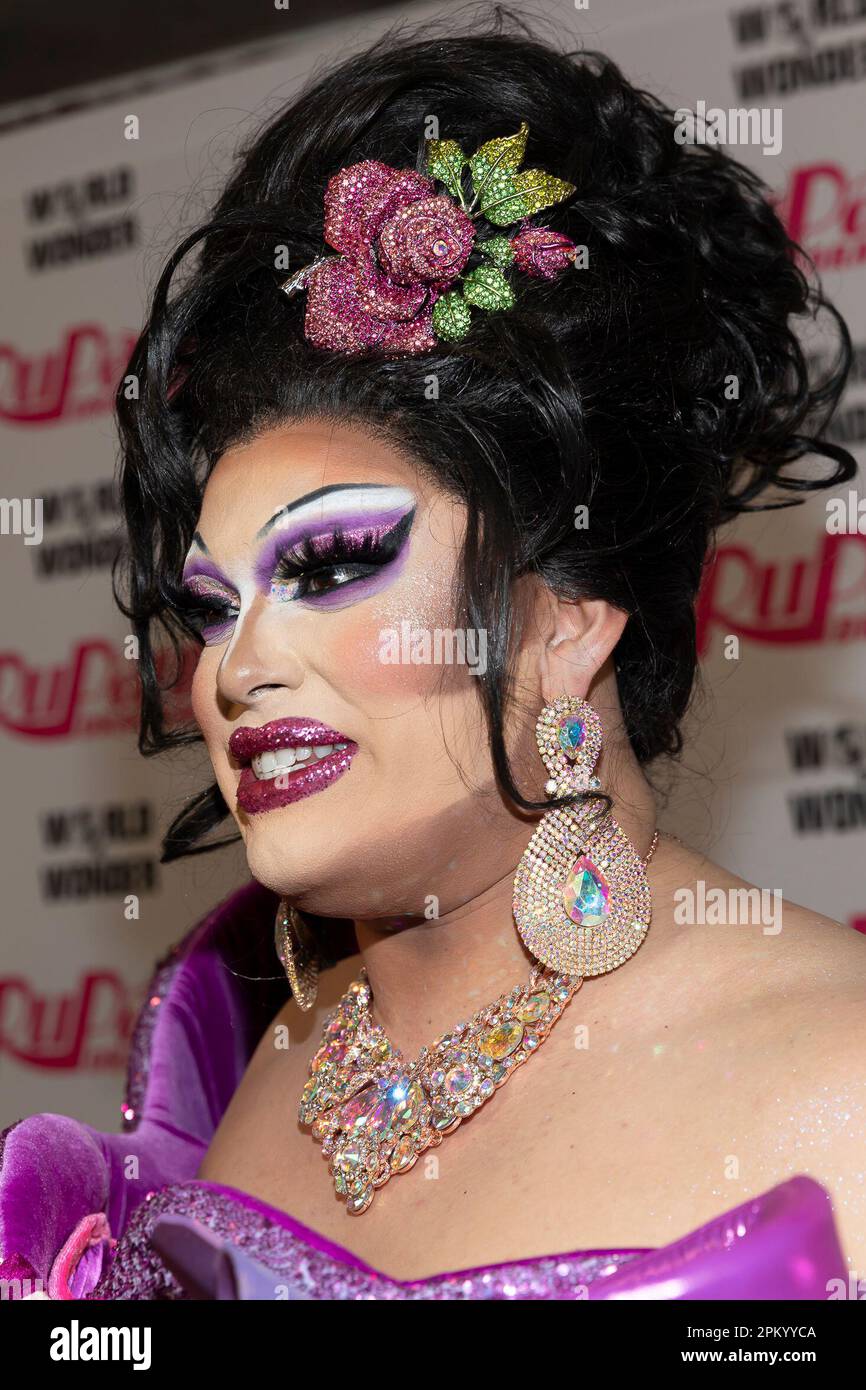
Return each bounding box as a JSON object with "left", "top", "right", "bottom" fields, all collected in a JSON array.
[{"left": 305, "top": 160, "right": 475, "bottom": 354}]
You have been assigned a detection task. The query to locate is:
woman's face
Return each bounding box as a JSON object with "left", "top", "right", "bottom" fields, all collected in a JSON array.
[{"left": 185, "top": 420, "right": 540, "bottom": 920}]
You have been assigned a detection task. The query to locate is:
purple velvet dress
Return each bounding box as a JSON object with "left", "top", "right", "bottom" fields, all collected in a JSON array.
[{"left": 0, "top": 880, "right": 850, "bottom": 1300}]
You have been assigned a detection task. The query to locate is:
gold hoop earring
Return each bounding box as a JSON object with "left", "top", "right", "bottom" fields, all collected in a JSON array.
[
  {"left": 512, "top": 695, "right": 654, "bottom": 976},
  {"left": 274, "top": 899, "right": 319, "bottom": 1011}
]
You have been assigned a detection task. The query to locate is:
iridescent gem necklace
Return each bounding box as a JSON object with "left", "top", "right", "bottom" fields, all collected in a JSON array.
[{"left": 299, "top": 833, "right": 658, "bottom": 1217}]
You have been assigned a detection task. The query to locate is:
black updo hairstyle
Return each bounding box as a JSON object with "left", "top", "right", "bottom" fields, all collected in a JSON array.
[{"left": 114, "top": 7, "right": 856, "bottom": 862}]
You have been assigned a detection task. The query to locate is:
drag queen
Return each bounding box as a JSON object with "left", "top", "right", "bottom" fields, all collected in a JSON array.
[{"left": 2, "top": 17, "right": 865, "bottom": 1299}]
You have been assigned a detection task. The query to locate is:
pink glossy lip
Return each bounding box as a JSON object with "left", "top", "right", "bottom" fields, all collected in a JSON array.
[
  {"left": 229, "top": 718, "right": 357, "bottom": 815},
  {"left": 229, "top": 717, "right": 352, "bottom": 762}
]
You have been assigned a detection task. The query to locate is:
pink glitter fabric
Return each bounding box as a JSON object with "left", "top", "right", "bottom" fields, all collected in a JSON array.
[{"left": 86, "top": 1182, "right": 642, "bottom": 1301}]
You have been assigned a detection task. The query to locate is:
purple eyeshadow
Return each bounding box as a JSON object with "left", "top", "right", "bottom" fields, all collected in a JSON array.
[
  {"left": 288, "top": 550, "right": 410, "bottom": 610},
  {"left": 179, "top": 502, "right": 415, "bottom": 638},
  {"left": 181, "top": 565, "right": 239, "bottom": 645},
  {"left": 252, "top": 507, "right": 414, "bottom": 592},
  {"left": 182, "top": 558, "right": 234, "bottom": 589}
]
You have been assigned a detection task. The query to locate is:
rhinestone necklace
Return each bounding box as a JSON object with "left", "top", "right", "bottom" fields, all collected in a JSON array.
[{"left": 300, "top": 831, "right": 659, "bottom": 1215}]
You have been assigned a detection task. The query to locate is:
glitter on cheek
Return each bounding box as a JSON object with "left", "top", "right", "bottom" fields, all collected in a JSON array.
[
  {"left": 322, "top": 606, "right": 435, "bottom": 696},
  {"left": 373, "top": 560, "right": 462, "bottom": 645}
]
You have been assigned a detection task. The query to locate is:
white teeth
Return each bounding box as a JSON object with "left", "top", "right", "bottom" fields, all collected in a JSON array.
[
  {"left": 251, "top": 743, "right": 345, "bottom": 779},
  {"left": 334, "top": 742, "right": 347, "bottom": 750},
  {"left": 251, "top": 748, "right": 293, "bottom": 780}
]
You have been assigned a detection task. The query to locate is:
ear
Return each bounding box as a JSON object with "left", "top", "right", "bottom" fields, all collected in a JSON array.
[{"left": 534, "top": 589, "right": 629, "bottom": 704}]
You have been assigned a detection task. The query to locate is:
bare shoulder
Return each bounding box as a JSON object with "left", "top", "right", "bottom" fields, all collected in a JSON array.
[
  {"left": 658, "top": 841, "right": 866, "bottom": 1053},
  {"left": 655, "top": 840, "right": 866, "bottom": 1001},
  {"left": 657, "top": 842, "right": 866, "bottom": 1264}
]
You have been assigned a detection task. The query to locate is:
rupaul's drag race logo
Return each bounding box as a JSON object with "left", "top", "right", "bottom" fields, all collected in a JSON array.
[
  {"left": 0, "top": 323, "right": 137, "bottom": 424},
  {"left": 0, "top": 638, "right": 194, "bottom": 738},
  {"left": 697, "top": 531, "right": 866, "bottom": 655},
  {"left": 775, "top": 160, "right": 866, "bottom": 271},
  {"left": 0, "top": 970, "right": 135, "bottom": 1070}
]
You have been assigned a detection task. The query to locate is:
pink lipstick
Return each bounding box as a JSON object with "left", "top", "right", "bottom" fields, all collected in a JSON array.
[{"left": 229, "top": 717, "right": 357, "bottom": 815}]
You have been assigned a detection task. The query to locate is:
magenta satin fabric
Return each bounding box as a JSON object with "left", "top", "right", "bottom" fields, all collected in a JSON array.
[{"left": 0, "top": 879, "right": 851, "bottom": 1300}]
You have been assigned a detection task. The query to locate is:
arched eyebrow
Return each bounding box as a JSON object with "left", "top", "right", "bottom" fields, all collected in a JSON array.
[
  {"left": 186, "top": 485, "right": 415, "bottom": 579},
  {"left": 255, "top": 483, "right": 399, "bottom": 540}
]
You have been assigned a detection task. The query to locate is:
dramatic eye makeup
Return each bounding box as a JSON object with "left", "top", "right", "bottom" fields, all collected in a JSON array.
[
  {"left": 176, "top": 564, "right": 240, "bottom": 645},
  {"left": 265, "top": 509, "right": 415, "bottom": 608},
  {"left": 177, "top": 483, "right": 417, "bottom": 641},
  {"left": 253, "top": 483, "right": 417, "bottom": 611}
]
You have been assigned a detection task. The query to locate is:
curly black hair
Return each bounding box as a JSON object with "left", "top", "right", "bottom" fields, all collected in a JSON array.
[{"left": 113, "top": 8, "right": 856, "bottom": 863}]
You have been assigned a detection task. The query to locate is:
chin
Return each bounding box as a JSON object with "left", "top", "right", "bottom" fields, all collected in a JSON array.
[
  {"left": 238, "top": 817, "right": 348, "bottom": 913},
  {"left": 242, "top": 820, "right": 407, "bottom": 921},
  {"left": 239, "top": 816, "right": 321, "bottom": 894}
]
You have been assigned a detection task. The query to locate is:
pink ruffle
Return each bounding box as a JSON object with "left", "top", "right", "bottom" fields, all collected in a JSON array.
[{"left": 47, "top": 1211, "right": 114, "bottom": 1300}]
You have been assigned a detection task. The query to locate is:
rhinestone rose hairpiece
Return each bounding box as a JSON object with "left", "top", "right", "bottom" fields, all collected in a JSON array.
[{"left": 279, "top": 122, "right": 580, "bottom": 356}]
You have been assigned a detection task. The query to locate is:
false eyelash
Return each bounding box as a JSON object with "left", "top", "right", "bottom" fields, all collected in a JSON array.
[
  {"left": 272, "top": 509, "right": 415, "bottom": 582},
  {"left": 170, "top": 584, "right": 238, "bottom": 638}
]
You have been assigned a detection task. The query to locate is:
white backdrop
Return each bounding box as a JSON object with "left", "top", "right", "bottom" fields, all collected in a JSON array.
[{"left": 1, "top": 0, "right": 864, "bottom": 1131}]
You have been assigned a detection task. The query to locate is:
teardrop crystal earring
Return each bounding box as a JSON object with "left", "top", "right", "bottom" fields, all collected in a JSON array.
[
  {"left": 275, "top": 899, "right": 319, "bottom": 1011},
  {"left": 513, "top": 695, "right": 655, "bottom": 976}
]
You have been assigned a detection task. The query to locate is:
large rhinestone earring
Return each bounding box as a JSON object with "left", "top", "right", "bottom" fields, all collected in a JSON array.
[
  {"left": 275, "top": 899, "right": 319, "bottom": 1011},
  {"left": 512, "top": 695, "right": 653, "bottom": 976}
]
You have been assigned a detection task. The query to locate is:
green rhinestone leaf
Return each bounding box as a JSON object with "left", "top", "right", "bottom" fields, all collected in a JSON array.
[
  {"left": 426, "top": 137, "right": 467, "bottom": 202},
  {"left": 482, "top": 185, "right": 525, "bottom": 225},
  {"left": 510, "top": 169, "right": 575, "bottom": 219},
  {"left": 469, "top": 122, "right": 528, "bottom": 190},
  {"left": 478, "top": 180, "right": 528, "bottom": 226},
  {"left": 478, "top": 235, "right": 515, "bottom": 268},
  {"left": 432, "top": 291, "right": 472, "bottom": 342},
  {"left": 462, "top": 265, "right": 515, "bottom": 313},
  {"left": 469, "top": 123, "right": 531, "bottom": 226},
  {"left": 477, "top": 167, "right": 576, "bottom": 227}
]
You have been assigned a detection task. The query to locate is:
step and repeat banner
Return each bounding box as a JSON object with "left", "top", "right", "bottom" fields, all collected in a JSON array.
[{"left": 1, "top": 0, "right": 864, "bottom": 1130}]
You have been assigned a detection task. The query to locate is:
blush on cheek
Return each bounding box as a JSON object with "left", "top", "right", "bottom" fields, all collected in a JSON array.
[
  {"left": 338, "top": 580, "right": 467, "bottom": 696},
  {"left": 340, "top": 611, "right": 439, "bottom": 694}
]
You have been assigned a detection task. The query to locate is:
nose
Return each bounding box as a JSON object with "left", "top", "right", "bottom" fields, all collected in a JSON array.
[{"left": 215, "top": 597, "right": 306, "bottom": 709}]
